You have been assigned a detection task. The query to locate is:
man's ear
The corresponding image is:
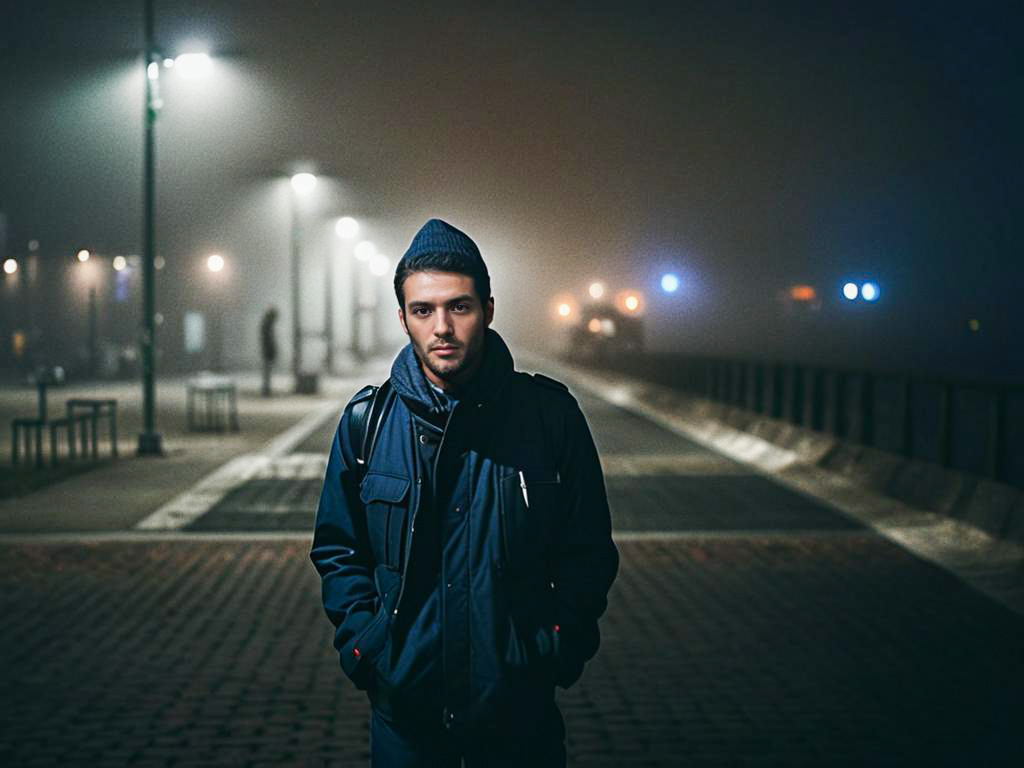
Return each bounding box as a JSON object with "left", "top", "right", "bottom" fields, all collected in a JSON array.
[
  {"left": 398, "top": 308, "right": 409, "bottom": 336},
  {"left": 484, "top": 297, "right": 495, "bottom": 327}
]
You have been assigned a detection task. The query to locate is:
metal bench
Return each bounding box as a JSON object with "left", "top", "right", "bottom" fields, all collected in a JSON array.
[
  {"left": 66, "top": 399, "right": 119, "bottom": 459},
  {"left": 12, "top": 418, "right": 45, "bottom": 469},
  {"left": 47, "top": 413, "right": 94, "bottom": 467},
  {"left": 186, "top": 375, "right": 240, "bottom": 432}
]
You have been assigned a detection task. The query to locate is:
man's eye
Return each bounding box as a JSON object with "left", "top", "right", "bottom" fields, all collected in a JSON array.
[
  {"left": 412, "top": 308, "right": 431, "bottom": 316},
  {"left": 452, "top": 304, "right": 468, "bottom": 312}
]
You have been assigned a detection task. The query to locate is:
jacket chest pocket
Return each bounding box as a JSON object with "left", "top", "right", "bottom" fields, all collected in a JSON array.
[
  {"left": 498, "top": 467, "right": 561, "bottom": 573},
  {"left": 359, "top": 472, "right": 411, "bottom": 570}
]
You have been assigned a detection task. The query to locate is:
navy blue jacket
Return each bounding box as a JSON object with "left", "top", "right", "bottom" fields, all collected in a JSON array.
[{"left": 310, "top": 329, "right": 618, "bottom": 731}]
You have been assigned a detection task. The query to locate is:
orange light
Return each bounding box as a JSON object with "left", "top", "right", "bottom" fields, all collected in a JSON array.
[
  {"left": 588, "top": 318, "right": 602, "bottom": 333},
  {"left": 615, "top": 290, "right": 644, "bottom": 315},
  {"left": 552, "top": 293, "right": 579, "bottom": 322},
  {"left": 790, "top": 284, "right": 816, "bottom": 302}
]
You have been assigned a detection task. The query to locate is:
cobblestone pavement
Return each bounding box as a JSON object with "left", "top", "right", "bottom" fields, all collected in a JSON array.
[
  {"left": 1, "top": 537, "right": 1022, "bottom": 767},
  {"left": 3, "top": 376, "right": 1023, "bottom": 766}
]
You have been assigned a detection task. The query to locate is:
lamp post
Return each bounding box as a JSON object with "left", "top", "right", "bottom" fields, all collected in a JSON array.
[
  {"left": 289, "top": 172, "right": 317, "bottom": 387},
  {"left": 138, "top": 0, "right": 161, "bottom": 455},
  {"left": 352, "top": 240, "right": 375, "bottom": 362},
  {"left": 206, "top": 253, "right": 226, "bottom": 371},
  {"left": 138, "top": 0, "right": 211, "bottom": 455},
  {"left": 331, "top": 216, "right": 359, "bottom": 374}
]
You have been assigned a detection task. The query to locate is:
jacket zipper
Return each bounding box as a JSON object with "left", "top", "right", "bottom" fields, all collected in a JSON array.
[{"left": 392, "top": 404, "right": 456, "bottom": 618}]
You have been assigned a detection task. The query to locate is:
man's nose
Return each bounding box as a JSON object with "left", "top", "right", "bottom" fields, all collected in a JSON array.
[{"left": 433, "top": 310, "right": 454, "bottom": 336}]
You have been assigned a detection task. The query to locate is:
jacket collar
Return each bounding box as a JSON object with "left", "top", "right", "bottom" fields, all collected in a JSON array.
[{"left": 390, "top": 328, "right": 515, "bottom": 422}]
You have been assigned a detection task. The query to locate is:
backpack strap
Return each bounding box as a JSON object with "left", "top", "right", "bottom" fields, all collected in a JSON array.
[{"left": 347, "top": 378, "right": 394, "bottom": 484}]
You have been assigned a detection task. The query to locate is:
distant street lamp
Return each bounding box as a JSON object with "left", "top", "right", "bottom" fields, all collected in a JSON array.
[
  {"left": 139, "top": 0, "right": 212, "bottom": 455},
  {"left": 369, "top": 253, "right": 390, "bottom": 277},
  {"left": 207, "top": 253, "right": 225, "bottom": 273},
  {"left": 335, "top": 216, "right": 359, "bottom": 239},
  {"left": 842, "top": 282, "right": 859, "bottom": 301},
  {"left": 660, "top": 273, "right": 680, "bottom": 293},
  {"left": 860, "top": 281, "right": 880, "bottom": 302},
  {"left": 76, "top": 249, "right": 91, "bottom": 263},
  {"left": 327, "top": 216, "right": 359, "bottom": 374},
  {"left": 204, "top": 253, "right": 227, "bottom": 370},
  {"left": 557, "top": 303, "right": 571, "bottom": 317},
  {"left": 588, "top": 281, "right": 606, "bottom": 300},
  {"left": 3, "top": 258, "right": 17, "bottom": 275},
  {"left": 290, "top": 172, "right": 317, "bottom": 194},
  {"left": 289, "top": 172, "right": 317, "bottom": 387},
  {"left": 113, "top": 255, "right": 128, "bottom": 272},
  {"left": 624, "top": 294, "right": 640, "bottom": 312},
  {"left": 355, "top": 240, "right": 375, "bottom": 261},
  {"left": 174, "top": 52, "right": 212, "bottom": 79}
]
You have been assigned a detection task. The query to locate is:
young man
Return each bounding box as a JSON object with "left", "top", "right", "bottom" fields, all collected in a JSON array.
[{"left": 310, "top": 219, "right": 619, "bottom": 766}]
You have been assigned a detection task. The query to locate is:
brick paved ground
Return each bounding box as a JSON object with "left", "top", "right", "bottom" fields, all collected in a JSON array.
[{"left": 2, "top": 536, "right": 1022, "bottom": 767}]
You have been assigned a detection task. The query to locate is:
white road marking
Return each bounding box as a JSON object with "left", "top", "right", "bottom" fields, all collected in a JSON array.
[{"left": 134, "top": 402, "right": 342, "bottom": 531}]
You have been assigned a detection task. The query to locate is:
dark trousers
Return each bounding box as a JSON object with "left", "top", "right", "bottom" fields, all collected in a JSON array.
[{"left": 369, "top": 700, "right": 566, "bottom": 767}]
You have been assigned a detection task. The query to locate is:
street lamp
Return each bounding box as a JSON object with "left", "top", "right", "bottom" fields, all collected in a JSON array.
[
  {"left": 326, "top": 215, "right": 359, "bottom": 375},
  {"left": 660, "top": 273, "right": 680, "bottom": 293},
  {"left": 204, "top": 253, "right": 227, "bottom": 370},
  {"left": 588, "top": 281, "right": 606, "bottom": 300},
  {"left": 3, "top": 259, "right": 17, "bottom": 275},
  {"left": 335, "top": 216, "right": 359, "bottom": 239},
  {"left": 138, "top": 0, "right": 212, "bottom": 455},
  {"left": 289, "top": 172, "right": 317, "bottom": 388},
  {"left": 291, "top": 172, "right": 317, "bottom": 194},
  {"left": 355, "top": 240, "right": 375, "bottom": 261},
  {"left": 77, "top": 249, "right": 91, "bottom": 263}
]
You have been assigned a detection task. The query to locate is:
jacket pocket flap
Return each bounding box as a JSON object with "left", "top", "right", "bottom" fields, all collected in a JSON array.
[{"left": 360, "top": 473, "right": 411, "bottom": 504}]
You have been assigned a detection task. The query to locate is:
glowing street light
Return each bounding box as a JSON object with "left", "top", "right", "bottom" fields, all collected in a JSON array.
[
  {"left": 616, "top": 289, "right": 644, "bottom": 315},
  {"left": 369, "top": 253, "right": 390, "bottom": 277},
  {"left": 290, "top": 172, "right": 317, "bottom": 194},
  {"left": 207, "top": 253, "right": 225, "bottom": 273},
  {"left": 557, "top": 303, "right": 571, "bottom": 317},
  {"left": 2, "top": 258, "right": 17, "bottom": 275},
  {"left": 355, "top": 240, "right": 376, "bottom": 261},
  {"left": 335, "top": 216, "right": 359, "bottom": 239},
  {"left": 112, "top": 255, "right": 128, "bottom": 272},
  {"left": 76, "top": 249, "right": 91, "bottom": 263},
  {"left": 139, "top": 0, "right": 215, "bottom": 455},
  {"left": 588, "top": 281, "right": 606, "bottom": 300},
  {"left": 660, "top": 273, "right": 680, "bottom": 293},
  {"left": 174, "top": 52, "right": 212, "bottom": 79},
  {"left": 861, "top": 281, "right": 880, "bottom": 302},
  {"left": 842, "top": 282, "right": 859, "bottom": 301}
]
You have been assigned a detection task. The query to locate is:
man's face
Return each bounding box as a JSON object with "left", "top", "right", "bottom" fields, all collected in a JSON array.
[{"left": 398, "top": 270, "right": 494, "bottom": 389}]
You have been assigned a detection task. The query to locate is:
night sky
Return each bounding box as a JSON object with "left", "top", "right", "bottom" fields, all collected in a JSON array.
[{"left": 1, "top": 1, "right": 1021, "bottom": 378}]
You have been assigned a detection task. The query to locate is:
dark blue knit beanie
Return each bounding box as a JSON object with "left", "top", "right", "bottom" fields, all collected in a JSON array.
[
  {"left": 401, "top": 218, "right": 483, "bottom": 264},
  {"left": 394, "top": 218, "right": 491, "bottom": 305}
]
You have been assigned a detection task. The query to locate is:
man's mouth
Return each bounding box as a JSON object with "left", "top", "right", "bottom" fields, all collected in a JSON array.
[{"left": 432, "top": 344, "right": 460, "bottom": 356}]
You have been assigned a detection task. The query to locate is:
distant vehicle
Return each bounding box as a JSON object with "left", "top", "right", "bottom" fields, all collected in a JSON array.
[{"left": 566, "top": 301, "right": 644, "bottom": 362}]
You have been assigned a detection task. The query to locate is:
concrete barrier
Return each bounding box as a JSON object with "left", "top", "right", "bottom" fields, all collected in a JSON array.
[{"left": 630, "top": 373, "right": 1024, "bottom": 547}]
